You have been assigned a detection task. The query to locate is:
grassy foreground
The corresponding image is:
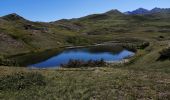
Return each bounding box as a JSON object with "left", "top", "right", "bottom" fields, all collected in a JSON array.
[{"left": 0, "top": 41, "right": 170, "bottom": 100}]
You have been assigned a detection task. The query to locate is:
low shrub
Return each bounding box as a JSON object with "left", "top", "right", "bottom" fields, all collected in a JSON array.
[
  {"left": 138, "top": 42, "right": 150, "bottom": 49},
  {"left": 123, "top": 42, "right": 150, "bottom": 52},
  {"left": 159, "top": 35, "right": 164, "bottom": 39},
  {"left": 0, "top": 55, "right": 3, "bottom": 62},
  {"left": 158, "top": 29, "right": 170, "bottom": 33},
  {"left": 122, "top": 44, "right": 137, "bottom": 52},
  {"left": 87, "top": 27, "right": 130, "bottom": 35},
  {"left": 159, "top": 47, "right": 170, "bottom": 60},
  {"left": 0, "top": 59, "right": 19, "bottom": 66},
  {"left": 66, "top": 36, "right": 90, "bottom": 45},
  {"left": 61, "top": 59, "right": 106, "bottom": 68},
  {"left": 0, "top": 72, "right": 46, "bottom": 91}
]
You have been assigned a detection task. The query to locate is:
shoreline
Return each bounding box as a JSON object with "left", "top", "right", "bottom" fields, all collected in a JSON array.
[
  {"left": 4, "top": 40, "right": 140, "bottom": 58},
  {"left": 28, "top": 59, "right": 132, "bottom": 69},
  {"left": 1, "top": 41, "right": 137, "bottom": 67}
]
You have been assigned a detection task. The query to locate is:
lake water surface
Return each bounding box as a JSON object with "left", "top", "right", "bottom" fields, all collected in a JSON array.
[{"left": 28, "top": 45, "right": 135, "bottom": 68}]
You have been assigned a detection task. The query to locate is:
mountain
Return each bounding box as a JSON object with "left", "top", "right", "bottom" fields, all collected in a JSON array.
[
  {"left": 125, "top": 8, "right": 149, "bottom": 15},
  {"left": 150, "top": 7, "right": 170, "bottom": 13},
  {"left": 78, "top": 9, "right": 124, "bottom": 21},
  {"left": 0, "top": 8, "right": 170, "bottom": 57},
  {"left": 150, "top": 7, "right": 163, "bottom": 13},
  {"left": 125, "top": 7, "right": 170, "bottom": 15},
  {"left": 105, "top": 9, "right": 123, "bottom": 16},
  {"left": 2, "top": 13, "right": 27, "bottom": 21}
]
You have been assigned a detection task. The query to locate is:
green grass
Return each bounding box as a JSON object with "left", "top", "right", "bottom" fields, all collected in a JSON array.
[
  {"left": 0, "top": 72, "right": 46, "bottom": 91},
  {"left": 0, "top": 41, "right": 170, "bottom": 100},
  {"left": 0, "top": 67, "right": 169, "bottom": 99}
]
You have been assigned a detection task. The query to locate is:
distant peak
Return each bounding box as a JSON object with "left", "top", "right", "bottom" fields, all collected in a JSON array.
[
  {"left": 134, "top": 8, "right": 149, "bottom": 12},
  {"left": 151, "top": 7, "right": 161, "bottom": 11},
  {"left": 137, "top": 8, "right": 148, "bottom": 10},
  {"left": 152, "top": 7, "right": 160, "bottom": 9},
  {"left": 125, "top": 8, "right": 149, "bottom": 15},
  {"left": 10, "top": 13, "right": 19, "bottom": 16},
  {"left": 106, "top": 9, "right": 119, "bottom": 12},
  {"left": 105, "top": 9, "right": 122, "bottom": 15},
  {"left": 150, "top": 7, "right": 170, "bottom": 14},
  {"left": 2, "top": 13, "right": 26, "bottom": 21}
]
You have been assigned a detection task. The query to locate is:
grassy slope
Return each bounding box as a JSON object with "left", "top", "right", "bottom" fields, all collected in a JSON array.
[
  {"left": 0, "top": 11, "right": 170, "bottom": 99},
  {"left": 1, "top": 11, "right": 170, "bottom": 57},
  {"left": 0, "top": 15, "right": 81, "bottom": 56},
  {"left": 0, "top": 41, "right": 170, "bottom": 100}
]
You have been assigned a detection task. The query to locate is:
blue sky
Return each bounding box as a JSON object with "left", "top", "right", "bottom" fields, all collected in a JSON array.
[{"left": 0, "top": 0, "right": 170, "bottom": 22}]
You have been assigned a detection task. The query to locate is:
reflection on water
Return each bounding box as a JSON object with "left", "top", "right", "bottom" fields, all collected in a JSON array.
[{"left": 27, "top": 45, "right": 135, "bottom": 68}]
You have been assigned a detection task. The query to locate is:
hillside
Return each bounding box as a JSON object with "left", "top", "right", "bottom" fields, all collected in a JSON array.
[
  {"left": 0, "top": 13, "right": 80, "bottom": 56},
  {"left": 0, "top": 8, "right": 170, "bottom": 99},
  {"left": 1, "top": 40, "right": 170, "bottom": 99},
  {"left": 0, "top": 8, "right": 170, "bottom": 57}
]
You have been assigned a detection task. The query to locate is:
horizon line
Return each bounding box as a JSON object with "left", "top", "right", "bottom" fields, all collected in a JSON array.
[{"left": 0, "top": 7, "right": 169, "bottom": 22}]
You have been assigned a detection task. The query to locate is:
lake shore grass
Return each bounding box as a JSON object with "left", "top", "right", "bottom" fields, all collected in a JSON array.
[
  {"left": 0, "top": 40, "right": 170, "bottom": 100},
  {"left": 0, "top": 39, "right": 147, "bottom": 67}
]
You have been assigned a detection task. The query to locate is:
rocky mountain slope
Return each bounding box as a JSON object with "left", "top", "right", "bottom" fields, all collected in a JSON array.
[
  {"left": 125, "top": 8, "right": 149, "bottom": 15},
  {"left": 0, "top": 8, "right": 170, "bottom": 57},
  {"left": 125, "top": 7, "right": 170, "bottom": 15}
]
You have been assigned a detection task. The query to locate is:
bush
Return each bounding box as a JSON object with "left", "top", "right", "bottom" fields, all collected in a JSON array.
[
  {"left": 0, "top": 72, "right": 46, "bottom": 91},
  {"left": 61, "top": 59, "right": 106, "bottom": 68},
  {"left": 0, "top": 55, "right": 3, "bottom": 62},
  {"left": 122, "top": 42, "right": 150, "bottom": 52},
  {"left": 0, "top": 59, "right": 19, "bottom": 66},
  {"left": 159, "top": 36, "right": 164, "bottom": 39},
  {"left": 138, "top": 42, "right": 150, "bottom": 49},
  {"left": 159, "top": 47, "right": 170, "bottom": 60},
  {"left": 66, "top": 36, "right": 90, "bottom": 45},
  {"left": 122, "top": 44, "right": 137, "bottom": 52}
]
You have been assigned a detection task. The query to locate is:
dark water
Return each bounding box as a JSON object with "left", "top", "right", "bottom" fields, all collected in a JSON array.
[{"left": 28, "top": 45, "right": 135, "bottom": 68}]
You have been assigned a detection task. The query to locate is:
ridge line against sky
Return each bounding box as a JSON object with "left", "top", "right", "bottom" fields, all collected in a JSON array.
[{"left": 0, "top": 0, "right": 170, "bottom": 22}]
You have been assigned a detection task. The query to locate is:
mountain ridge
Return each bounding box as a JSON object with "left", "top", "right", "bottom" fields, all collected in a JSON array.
[
  {"left": 1, "top": 7, "right": 170, "bottom": 22},
  {"left": 1, "top": 13, "right": 27, "bottom": 21},
  {"left": 125, "top": 7, "right": 170, "bottom": 15}
]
